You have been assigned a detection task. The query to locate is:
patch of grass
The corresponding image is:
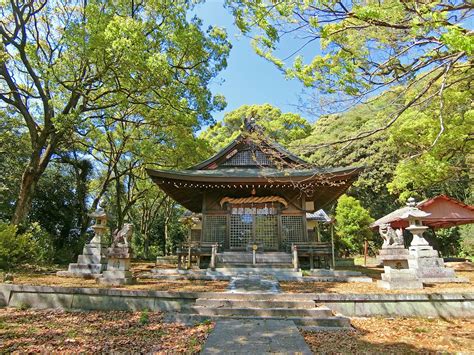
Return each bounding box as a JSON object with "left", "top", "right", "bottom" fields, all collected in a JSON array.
[
  {"left": 139, "top": 309, "right": 149, "bottom": 326},
  {"left": 16, "top": 302, "right": 30, "bottom": 310},
  {"left": 188, "top": 337, "right": 199, "bottom": 347},
  {"left": 65, "top": 329, "right": 77, "bottom": 338},
  {"left": 414, "top": 327, "right": 429, "bottom": 333}
]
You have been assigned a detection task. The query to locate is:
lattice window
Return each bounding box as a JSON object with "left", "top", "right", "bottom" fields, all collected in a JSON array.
[
  {"left": 223, "top": 149, "right": 274, "bottom": 166},
  {"left": 202, "top": 215, "right": 227, "bottom": 244},
  {"left": 255, "top": 215, "right": 278, "bottom": 250},
  {"left": 190, "top": 229, "right": 201, "bottom": 242},
  {"left": 281, "top": 216, "right": 306, "bottom": 244},
  {"left": 230, "top": 214, "right": 252, "bottom": 248}
]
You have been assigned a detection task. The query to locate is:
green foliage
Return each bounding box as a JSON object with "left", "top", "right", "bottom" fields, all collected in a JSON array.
[
  {"left": 201, "top": 104, "right": 312, "bottom": 151},
  {"left": 227, "top": 0, "right": 470, "bottom": 100},
  {"left": 0, "top": 222, "right": 37, "bottom": 269},
  {"left": 139, "top": 309, "right": 149, "bottom": 326},
  {"left": 386, "top": 80, "right": 473, "bottom": 201},
  {"left": 335, "top": 195, "right": 374, "bottom": 255},
  {"left": 2, "top": 0, "right": 231, "bottom": 223},
  {"left": 460, "top": 224, "right": 474, "bottom": 260}
]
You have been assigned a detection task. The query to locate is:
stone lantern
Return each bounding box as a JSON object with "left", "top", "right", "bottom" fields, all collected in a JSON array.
[
  {"left": 57, "top": 202, "right": 108, "bottom": 278},
  {"left": 402, "top": 197, "right": 431, "bottom": 248},
  {"left": 89, "top": 206, "right": 108, "bottom": 244},
  {"left": 402, "top": 197, "right": 465, "bottom": 283}
]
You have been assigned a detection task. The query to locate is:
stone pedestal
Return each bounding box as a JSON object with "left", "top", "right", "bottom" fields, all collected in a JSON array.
[
  {"left": 377, "top": 246, "right": 411, "bottom": 269},
  {"left": 377, "top": 266, "right": 423, "bottom": 290},
  {"left": 97, "top": 246, "right": 136, "bottom": 286},
  {"left": 408, "top": 245, "right": 467, "bottom": 283},
  {"left": 57, "top": 241, "right": 107, "bottom": 278}
]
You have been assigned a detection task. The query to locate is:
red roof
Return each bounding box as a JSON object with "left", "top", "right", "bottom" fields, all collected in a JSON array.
[
  {"left": 416, "top": 195, "right": 474, "bottom": 228},
  {"left": 371, "top": 195, "right": 474, "bottom": 229}
]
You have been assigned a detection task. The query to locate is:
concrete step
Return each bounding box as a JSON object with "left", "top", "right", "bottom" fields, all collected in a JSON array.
[
  {"left": 195, "top": 299, "right": 316, "bottom": 309},
  {"left": 165, "top": 313, "right": 351, "bottom": 328},
  {"left": 68, "top": 263, "right": 104, "bottom": 274},
  {"left": 150, "top": 269, "right": 207, "bottom": 275},
  {"left": 192, "top": 306, "right": 334, "bottom": 318},
  {"left": 207, "top": 268, "right": 302, "bottom": 277}
]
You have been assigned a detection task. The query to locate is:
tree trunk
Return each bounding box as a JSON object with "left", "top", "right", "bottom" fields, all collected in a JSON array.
[{"left": 11, "top": 167, "right": 39, "bottom": 225}]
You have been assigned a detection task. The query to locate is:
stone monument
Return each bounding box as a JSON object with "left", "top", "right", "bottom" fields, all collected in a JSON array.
[
  {"left": 57, "top": 203, "right": 108, "bottom": 278},
  {"left": 377, "top": 221, "right": 422, "bottom": 290},
  {"left": 404, "top": 198, "right": 467, "bottom": 283},
  {"left": 97, "top": 223, "right": 136, "bottom": 285},
  {"left": 377, "top": 223, "right": 410, "bottom": 269}
]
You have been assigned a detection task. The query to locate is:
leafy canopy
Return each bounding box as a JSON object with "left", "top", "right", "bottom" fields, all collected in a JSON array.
[
  {"left": 226, "top": 0, "right": 473, "bottom": 144},
  {"left": 201, "top": 104, "right": 312, "bottom": 151}
]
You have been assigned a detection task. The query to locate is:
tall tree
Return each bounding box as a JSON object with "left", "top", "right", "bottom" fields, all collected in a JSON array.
[
  {"left": 0, "top": 0, "right": 230, "bottom": 224},
  {"left": 227, "top": 0, "right": 473, "bottom": 146}
]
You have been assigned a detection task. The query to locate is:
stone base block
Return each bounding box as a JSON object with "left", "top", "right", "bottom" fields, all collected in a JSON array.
[
  {"left": 77, "top": 254, "right": 107, "bottom": 264},
  {"left": 102, "top": 270, "right": 133, "bottom": 279},
  {"left": 311, "top": 269, "right": 363, "bottom": 277},
  {"left": 96, "top": 277, "right": 136, "bottom": 286},
  {"left": 382, "top": 259, "right": 409, "bottom": 269},
  {"left": 421, "top": 277, "right": 470, "bottom": 284},
  {"left": 83, "top": 244, "right": 107, "bottom": 255},
  {"left": 67, "top": 263, "right": 105, "bottom": 274},
  {"left": 409, "top": 246, "right": 439, "bottom": 258},
  {"left": 377, "top": 279, "right": 423, "bottom": 290}
]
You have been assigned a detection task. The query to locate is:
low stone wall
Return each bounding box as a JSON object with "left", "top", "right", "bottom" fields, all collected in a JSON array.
[
  {"left": 0, "top": 284, "right": 198, "bottom": 312},
  {"left": 314, "top": 293, "right": 474, "bottom": 318},
  {"left": 1, "top": 284, "right": 473, "bottom": 318}
]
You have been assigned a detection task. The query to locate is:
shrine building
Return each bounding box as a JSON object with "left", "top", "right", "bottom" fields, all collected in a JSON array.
[{"left": 147, "top": 120, "right": 362, "bottom": 255}]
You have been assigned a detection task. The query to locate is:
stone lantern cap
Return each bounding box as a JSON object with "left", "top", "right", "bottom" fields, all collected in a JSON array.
[
  {"left": 400, "top": 197, "right": 431, "bottom": 221},
  {"left": 399, "top": 208, "right": 431, "bottom": 220},
  {"left": 89, "top": 209, "right": 107, "bottom": 219}
]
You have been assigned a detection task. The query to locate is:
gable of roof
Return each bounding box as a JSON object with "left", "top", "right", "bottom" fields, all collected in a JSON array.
[{"left": 190, "top": 125, "right": 308, "bottom": 170}]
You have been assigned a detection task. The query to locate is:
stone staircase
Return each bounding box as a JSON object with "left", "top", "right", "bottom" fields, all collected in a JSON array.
[
  {"left": 166, "top": 293, "right": 351, "bottom": 328},
  {"left": 210, "top": 251, "right": 299, "bottom": 278}
]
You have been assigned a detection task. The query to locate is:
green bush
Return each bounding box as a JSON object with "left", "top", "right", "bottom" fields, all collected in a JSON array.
[
  {"left": 335, "top": 195, "right": 374, "bottom": 256},
  {"left": 0, "top": 221, "right": 54, "bottom": 269},
  {"left": 0, "top": 222, "right": 36, "bottom": 269},
  {"left": 26, "top": 222, "right": 55, "bottom": 264}
]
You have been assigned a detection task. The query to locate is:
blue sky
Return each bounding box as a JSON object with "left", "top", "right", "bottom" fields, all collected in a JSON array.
[{"left": 194, "top": 1, "right": 316, "bottom": 124}]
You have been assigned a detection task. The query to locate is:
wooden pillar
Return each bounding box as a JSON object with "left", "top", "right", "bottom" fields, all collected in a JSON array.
[
  {"left": 316, "top": 222, "right": 321, "bottom": 242},
  {"left": 292, "top": 244, "right": 299, "bottom": 271},
  {"left": 331, "top": 223, "right": 336, "bottom": 270},
  {"left": 210, "top": 244, "right": 217, "bottom": 270},
  {"left": 187, "top": 245, "right": 192, "bottom": 270}
]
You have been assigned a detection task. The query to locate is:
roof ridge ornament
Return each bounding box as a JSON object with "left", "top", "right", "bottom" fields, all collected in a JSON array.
[{"left": 244, "top": 116, "right": 264, "bottom": 135}]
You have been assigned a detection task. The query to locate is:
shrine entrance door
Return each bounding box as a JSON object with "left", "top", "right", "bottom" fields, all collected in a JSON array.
[{"left": 229, "top": 204, "right": 279, "bottom": 251}]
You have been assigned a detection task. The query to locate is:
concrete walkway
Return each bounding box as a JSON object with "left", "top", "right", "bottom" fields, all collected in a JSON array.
[{"left": 201, "top": 319, "right": 312, "bottom": 354}]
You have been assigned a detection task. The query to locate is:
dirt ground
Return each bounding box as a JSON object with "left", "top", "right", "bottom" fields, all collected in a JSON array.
[
  {"left": 9, "top": 273, "right": 229, "bottom": 292},
  {"left": 281, "top": 270, "right": 474, "bottom": 294},
  {"left": 4, "top": 262, "right": 474, "bottom": 294},
  {"left": 0, "top": 308, "right": 212, "bottom": 353},
  {"left": 302, "top": 317, "right": 474, "bottom": 353}
]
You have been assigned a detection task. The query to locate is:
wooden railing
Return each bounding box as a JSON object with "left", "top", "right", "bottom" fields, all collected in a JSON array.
[
  {"left": 176, "top": 242, "right": 221, "bottom": 270},
  {"left": 291, "top": 242, "right": 333, "bottom": 270}
]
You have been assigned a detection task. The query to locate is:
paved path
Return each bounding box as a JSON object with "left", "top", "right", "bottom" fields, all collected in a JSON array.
[{"left": 201, "top": 319, "right": 312, "bottom": 354}]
